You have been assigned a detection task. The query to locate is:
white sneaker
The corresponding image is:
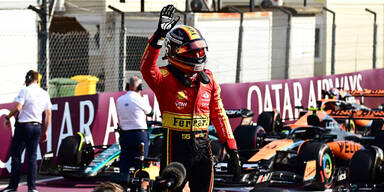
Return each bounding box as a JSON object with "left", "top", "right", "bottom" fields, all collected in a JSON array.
[{"left": 28, "top": 190, "right": 39, "bottom": 192}]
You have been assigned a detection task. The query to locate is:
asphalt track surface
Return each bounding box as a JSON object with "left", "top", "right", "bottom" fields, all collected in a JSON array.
[
  {"left": 0, "top": 175, "right": 331, "bottom": 192},
  {"left": 0, "top": 175, "right": 105, "bottom": 192}
]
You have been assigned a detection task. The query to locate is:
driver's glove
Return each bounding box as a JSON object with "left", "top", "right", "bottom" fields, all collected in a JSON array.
[
  {"left": 150, "top": 4, "right": 180, "bottom": 48},
  {"left": 224, "top": 142, "right": 241, "bottom": 180}
]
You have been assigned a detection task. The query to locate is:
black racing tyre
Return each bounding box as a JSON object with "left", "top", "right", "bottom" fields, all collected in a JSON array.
[
  {"left": 58, "top": 135, "right": 82, "bottom": 166},
  {"left": 257, "top": 112, "right": 274, "bottom": 132},
  {"left": 374, "top": 130, "right": 384, "bottom": 151},
  {"left": 274, "top": 113, "right": 283, "bottom": 132},
  {"left": 298, "top": 142, "right": 335, "bottom": 190},
  {"left": 346, "top": 119, "right": 356, "bottom": 133},
  {"left": 349, "top": 149, "right": 376, "bottom": 184},
  {"left": 234, "top": 125, "right": 265, "bottom": 161},
  {"left": 370, "top": 119, "right": 384, "bottom": 137},
  {"left": 148, "top": 136, "right": 163, "bottom": 158}
]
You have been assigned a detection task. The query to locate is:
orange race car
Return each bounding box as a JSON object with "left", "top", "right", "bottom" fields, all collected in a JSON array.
[
  {"left": 214, "top": 109, "right": 366, "bottom": 191},
  {"left": 319, "top": 88, "right": 384, "bottom": 135}
]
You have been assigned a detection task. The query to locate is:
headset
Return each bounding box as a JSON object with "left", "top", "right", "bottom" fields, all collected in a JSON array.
[
  {"left": 125, "top": 83, "right": 143, "bottom": 91},
  {"left": 25, "top": 70, "right": 34, "bottom": 84},
  {"left": 137, "top": 83, "right": 143, "bottom": 91}
]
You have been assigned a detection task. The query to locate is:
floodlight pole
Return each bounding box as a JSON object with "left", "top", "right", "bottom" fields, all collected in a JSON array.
[
  {"left": 28, "top": 0, "right": 50, "bottom": 89},
  {"left": 109, "top": 5, "right": 126, "bottom": 91},
  {"left": 230, "top": 6, "right": 244, "bottom": 83},
  {"left": 365, "top": 8, "right": 377, "bottom": 69},
  {"left": 278, "top": 7, "right": 292, "bottom": 79},
  {"left": 323, "top": 7, "right": 336, "bottom": 75}
]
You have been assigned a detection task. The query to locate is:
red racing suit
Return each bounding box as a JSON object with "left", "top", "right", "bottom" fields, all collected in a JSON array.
[{"left": 140, "top": 34, "right": 237, "bottom": 191}]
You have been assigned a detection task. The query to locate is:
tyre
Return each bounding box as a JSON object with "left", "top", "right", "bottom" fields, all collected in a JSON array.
[
  {"left": 374, "top": 130, "right": 384, "bottom": 150},
  {"left": 233, "top": 125, "right": 265, "bottom": 161},
  {"left": 349, "top": 149, "right": 376, "bottom": 184},
  {"left": 58, "top": 134, "right": 82, "bottom": 166},
  {"left": 148, "top": 136, "right": 163, "bottom": 158},
  {"left": 257, "top": 112, "right": 274, "bottom": 132},
  {"left": 370, "top": 119, "right": 384, "bottom": 136},
  {"left": 338, "top": 119, "right": 356, "bottom": 133},
  {"left": 346, "top": 119, "right": 356, "bottom": 133},
  {"left": 298, "top": 142, "right": 335, "bottom": 190}
]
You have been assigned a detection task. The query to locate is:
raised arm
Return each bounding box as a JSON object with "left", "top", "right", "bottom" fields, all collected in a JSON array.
[{"left": 140, "top": 5, "right": 179, "bottom": 93}]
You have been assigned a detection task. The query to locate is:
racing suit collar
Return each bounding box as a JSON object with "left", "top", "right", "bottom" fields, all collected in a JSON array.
[{"left": 166, "top": 65, "right": 210, "bottom": 87}]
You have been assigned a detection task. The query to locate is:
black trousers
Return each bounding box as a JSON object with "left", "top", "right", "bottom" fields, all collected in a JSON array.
[
  {"left": 119, "top": 129, "right": 149, "bottom": 172},
  {"left": 160, "top": 130, "right": 213, "bottom": 192},
  {"left": 9, "top": 122, "right": 41, "bottom": 190}
]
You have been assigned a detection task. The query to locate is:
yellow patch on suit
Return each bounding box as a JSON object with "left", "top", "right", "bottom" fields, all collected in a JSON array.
[
  {"left": 176, "top": 91, "right": 188, "bottom": 100},
  {"left": 182, "top": 134, "right": 191, "bottom": 139},
  {"left": 160, "top": 68, "right": 169, "bottom": 77}
]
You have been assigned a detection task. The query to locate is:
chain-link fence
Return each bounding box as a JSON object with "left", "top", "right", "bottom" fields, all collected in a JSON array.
[{"left": 37, "top": 28, "right": 155, "bottom": 98}]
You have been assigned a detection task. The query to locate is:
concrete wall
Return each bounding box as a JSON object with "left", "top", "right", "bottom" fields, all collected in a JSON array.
[
  {"left": 0, "top": 10, "right": 38, "bottom": 103},
  {"left": 65, "top": 0, "right": 185, "bottom": 13},
  {"left": 194, "top": 12, "right": 273, "bottom": 83},
  {"left": 289, "top": 16, "right": 316, "bottom": 78},
  {"left": 318, "top": 0, "right": 384, "bottom": 75},
  {"left": 271, "top": 11, "right": 287, "bottom": 80},
  {"left": 194, "top": 13, "right": 241, "bottom": 83},
  {"left": 62, "top": 0, "right": 384, "bottom": 84},
  {"left": 272, "top": 12, "right": 316, "bottom": 80},
  {"left": 241, "top": 12, "right": 273, "bottom": 82}
]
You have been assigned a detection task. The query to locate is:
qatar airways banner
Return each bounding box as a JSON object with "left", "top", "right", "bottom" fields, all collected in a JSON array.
[{"left": 0, "top": 68, "right": 383, "bottom": 177}]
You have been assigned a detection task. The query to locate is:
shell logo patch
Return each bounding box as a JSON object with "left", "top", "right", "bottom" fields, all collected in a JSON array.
[
  {"left": 160, "top": 68, "right": 169, "bottom": 77},
  {"left": 176, "top": 91, "right": 187, "bottom": 100}
]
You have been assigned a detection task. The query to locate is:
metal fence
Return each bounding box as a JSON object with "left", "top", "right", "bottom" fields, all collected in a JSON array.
[
  {"left": 3, "top": 7, "right": 381, "bottom": 100},
  {"left": 37, "top": 29, "right": 154, "bottom": 98}
]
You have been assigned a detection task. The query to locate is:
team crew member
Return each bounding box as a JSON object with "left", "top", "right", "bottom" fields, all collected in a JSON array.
[
  {"left": 116, "top": 76, "right": 153, "bottom": 172},
  {"left": 1, "top": 70, "right": 52, "bottom": 192},
  {"left": 140, "top": 5, "right": 241, "bottom": 192}
]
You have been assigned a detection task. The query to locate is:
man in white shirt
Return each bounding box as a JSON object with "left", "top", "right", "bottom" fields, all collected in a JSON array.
[
  {"left": 116, "top": 76, "right": 153, "bottom": 173},
  {"left": 2, "top": 70, "right": 52, "bottom": 192}
]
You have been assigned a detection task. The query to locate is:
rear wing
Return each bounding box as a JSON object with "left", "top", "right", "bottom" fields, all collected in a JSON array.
[
  {"left": 225, "top": 108, "right": 254, "bottom": 118},
  {"left": 328, "top": 109, "right": 384, "bottom": 120},
  {"left": 346, "top": 89, "right": 384, "bottom": 97},
  {"left": 226, "top": 108, "right": 255, "bottom": 126}
]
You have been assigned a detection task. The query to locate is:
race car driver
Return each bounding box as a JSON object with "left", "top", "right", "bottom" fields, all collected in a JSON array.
[{"left": 140, "top": 4, "right": 241, "bottom": 192}]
